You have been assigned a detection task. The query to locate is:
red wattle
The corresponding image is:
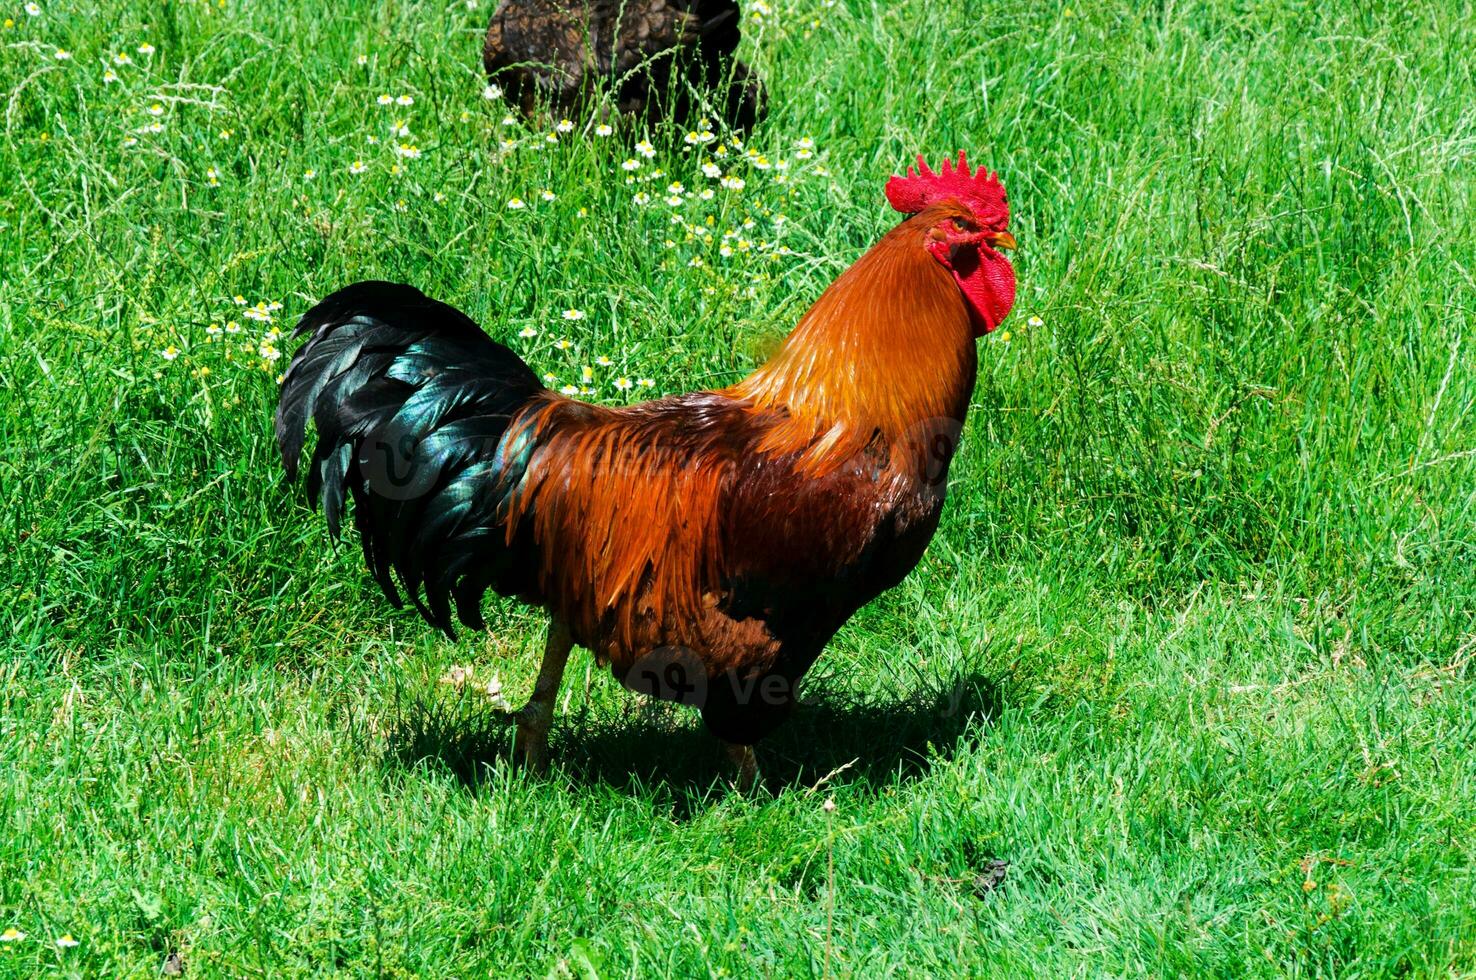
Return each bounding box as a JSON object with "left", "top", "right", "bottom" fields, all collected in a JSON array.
[{"left": 929, "top": 240, "right": 1015, "bottom": 336}]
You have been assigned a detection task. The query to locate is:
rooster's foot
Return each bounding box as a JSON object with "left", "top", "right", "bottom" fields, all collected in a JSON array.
[
  {"left": 512, "top": 706, "right": 552, "bottom": 775},
  {"left": 508, "top": 619, "right": 573, "bottom": 777},
  {"left": 724, "top": 742, "right": 760, "bottom": 793}
]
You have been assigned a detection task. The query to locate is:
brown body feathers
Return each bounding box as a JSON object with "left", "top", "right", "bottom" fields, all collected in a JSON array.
[{"left": 483, "top": 0, "right": 764, "bottom": 130}]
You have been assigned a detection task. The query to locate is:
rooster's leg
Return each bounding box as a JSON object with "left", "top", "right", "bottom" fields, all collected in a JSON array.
[
  {"left": 724, "top": 742, "right": 760, "bottom": 793},
  {"left": 513, "top": 619, "right": 573, "bottom": 775}
]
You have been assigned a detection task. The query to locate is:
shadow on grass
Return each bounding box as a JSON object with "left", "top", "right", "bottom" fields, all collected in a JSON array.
[{"left": 385, "top": 666, "right": 1002, "bottom": 805}]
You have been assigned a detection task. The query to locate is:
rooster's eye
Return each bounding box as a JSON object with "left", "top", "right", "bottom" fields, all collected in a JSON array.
[{"left": 952, "top": 217, "right": 974, "bottom": 232}]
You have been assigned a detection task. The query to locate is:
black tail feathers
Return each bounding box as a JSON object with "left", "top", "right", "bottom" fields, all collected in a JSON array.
[{"left": 275, "top": 281, "right": 547, "bottom": 635}]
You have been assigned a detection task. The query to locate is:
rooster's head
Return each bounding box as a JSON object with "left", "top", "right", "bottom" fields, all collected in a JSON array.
[{"left": 886, "top": 151, "right": 1016, "bottom": 336}]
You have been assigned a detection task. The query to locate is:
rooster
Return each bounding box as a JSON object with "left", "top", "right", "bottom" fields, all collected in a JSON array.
[
  {"left": 482, "top": 0, "right": 764, "bottom": 131},
  {"left": 276, "top": 152, "right": 1016, "bottom": 788}
]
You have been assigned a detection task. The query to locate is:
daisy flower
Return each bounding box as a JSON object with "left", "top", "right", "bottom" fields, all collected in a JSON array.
[
  {"left": 349, "top": 160, "right": 367, "bottom": 174},
  {"left": 113, "top": 51, "right": 131, "bottom": 65},
  {"left": 55, "top": 935, "right": 79, "bottom": 949},
  {"left": 614, "top": 377, "right": 633, "bottom": 391},
  {"left": 1, "top": 928, "right": 25, "bottom": 942},
  {"left": 395, "top": 94, "right": 413, "bottom": 106},
  {"left": 621, "top": 159, "right": 640, "bottom": 172},
  {"left": 554, "top": 338, "right": 573, "bottom": 350},
  {"left": 303, "top": 168, "right": 316, "bottom": 180},
  {"left": 559, "top": 384, "right": 578, "bottom": 395},
  {"left": 542, "top": 372, "right": 557, "bottom": 384},
  {"left": 377, "top": 94, "right": 393, "bottom": 106},
  {"left": 636, "top": 378, "right": 655, "bottom": 388},
  {"left": 562, "top": 309, "right": 585, "bottom": 321},
  {"left": 483, "top": 83, "right": 502, "bottom": 100},
  {"left": 1027, "top": 315, "right": 1044, "bottom": 328},
  {"left": 356, "top": 54, "right": 368, "bottom": 66},
  {"left": 702, "top": 162, "right": 721, "bottom": 178},
  {"left": 596, "top": 355, "right": 612, "bottom": 366},
  {"left": 147, "top": 103, "right": 164, "bottom": 117},
  {"left": 519, "top": 326, "right": 538, "bottom": 338},
  {"left": 506, "top": 197, "right": 526, "bottom": 209},
  {"left": 554, "top": 119, "right": 574, "bottom": 133},
  {"left": 160, "top": 345, "right": 180, "bottom": 361},
  {"left": 719, "top": 175, "right": 745, "bottom": 191},
  {"left": 581, "top": 366, "right": 594, "bottom": 382},
  {"left": 137, "top": 42, "right": 155, "bottom": 55},
  {"left": 539, "top": 189, "right": 556, "bottom": 201},
  {"left": 103, "top": 68, "right": 118, "bottom": 83},
  {"left": 635, "top": 139, "right": 656, "bottom": 159},
  {"left": 595, "top": 123, "right": 613, "bottom": 137},
  {"left": 25, "top": 2, "right": 41, "bottom": 15},
  {"left": 53, "top": 48, "right": 71, "bottom": 60}
]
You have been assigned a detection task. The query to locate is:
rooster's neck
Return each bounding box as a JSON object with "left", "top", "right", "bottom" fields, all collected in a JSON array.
[{"left": 726, "top": 219, "right": 978, "bottom": 467}]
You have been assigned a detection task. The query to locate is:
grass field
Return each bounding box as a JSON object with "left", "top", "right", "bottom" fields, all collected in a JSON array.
[{"left": 3, "top": 0, "right": 1475, "bottom": 974}]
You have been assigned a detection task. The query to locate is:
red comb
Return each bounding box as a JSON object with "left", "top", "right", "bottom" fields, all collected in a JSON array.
[{"left": 885, "top": 151, "right": 1009, "bottom": 226}]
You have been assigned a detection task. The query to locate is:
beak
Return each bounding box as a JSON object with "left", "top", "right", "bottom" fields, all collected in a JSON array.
[{"left": 983, "top": 230, "right": 1017, "bottom": 251}]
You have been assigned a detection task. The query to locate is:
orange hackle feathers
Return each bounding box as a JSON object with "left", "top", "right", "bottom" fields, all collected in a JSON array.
[{"left": 725, "top": 204, "right": 978, "bottom": 472}]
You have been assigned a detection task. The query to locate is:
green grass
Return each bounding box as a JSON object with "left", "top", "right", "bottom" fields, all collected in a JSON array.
[{"left": 2, "top": 0, "right": 1474, "bottom": 974}]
